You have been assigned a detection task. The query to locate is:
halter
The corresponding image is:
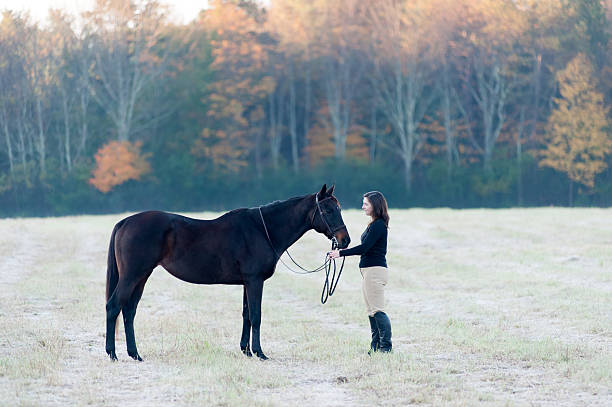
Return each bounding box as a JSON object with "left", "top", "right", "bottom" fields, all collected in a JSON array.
[
  {"left": 313, "top": 195, "right": 347, "bottom": 245},
  {"left": 258, "top": 194, "right": 346, "bottom": 304}
]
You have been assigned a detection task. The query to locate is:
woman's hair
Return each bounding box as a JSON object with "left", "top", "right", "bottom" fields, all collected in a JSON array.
[{"left": 364, "top": 191, "right": 390, "bottom": 227}]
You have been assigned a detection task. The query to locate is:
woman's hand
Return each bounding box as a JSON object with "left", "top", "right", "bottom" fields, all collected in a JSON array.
[{"left": 327, "top": 249, "right": 341, "bottom": 259}]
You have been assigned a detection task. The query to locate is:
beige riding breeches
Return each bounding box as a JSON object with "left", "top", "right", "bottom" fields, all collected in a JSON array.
[{"left": 360, "top": 266, "right": 388, "bottom": 316}]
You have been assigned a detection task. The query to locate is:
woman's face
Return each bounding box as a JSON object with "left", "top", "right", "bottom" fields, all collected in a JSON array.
[{"left": 362, "top": 197, "right": 373, "bottom": 217}]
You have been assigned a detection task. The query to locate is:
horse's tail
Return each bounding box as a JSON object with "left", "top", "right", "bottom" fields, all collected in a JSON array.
[{"left": 106, "top": 220, "right": 125, "bottom": 302}]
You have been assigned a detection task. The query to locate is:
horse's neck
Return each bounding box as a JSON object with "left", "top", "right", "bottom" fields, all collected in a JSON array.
[{"left": 263, "top": 196, "right": 313, "bottom": 252}]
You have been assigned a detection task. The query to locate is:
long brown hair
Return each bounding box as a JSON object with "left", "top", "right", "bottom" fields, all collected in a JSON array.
[{"left": 364, "top": 191, "right": 389, "bottom": 227}]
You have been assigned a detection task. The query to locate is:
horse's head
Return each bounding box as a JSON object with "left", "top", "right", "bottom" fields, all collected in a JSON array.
[{"left": 311, "top": 184, "right": 350, "bottom": 249}]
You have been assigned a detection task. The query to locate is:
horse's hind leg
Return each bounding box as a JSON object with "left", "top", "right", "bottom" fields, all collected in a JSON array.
[
  {"left": 106, "top": 306, "right": 119, "bottom": 361},
  {"left": 240, "top": 286, "right": 252, "bottom": 357},
  {"left": 123, "top": 278, "right": 149, "bottom": 361},
  {"left": 106, "top": 278, "right": 133, "bottom": 360},
  {"left": 106, "top": 276, "right": 143, "bottom": 361}
]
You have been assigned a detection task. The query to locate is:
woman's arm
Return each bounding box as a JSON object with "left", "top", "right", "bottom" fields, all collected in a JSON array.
[{"left": 328, "top": 220, "right": 385, "bottom": 259}]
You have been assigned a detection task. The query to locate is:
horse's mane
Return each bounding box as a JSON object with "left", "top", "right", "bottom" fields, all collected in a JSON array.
[
  {"left": 217, "top": 195, "right": 310, "bottom": 219},
  {"left": 256, "top": 195, "right": 308, "bottom": 211}
]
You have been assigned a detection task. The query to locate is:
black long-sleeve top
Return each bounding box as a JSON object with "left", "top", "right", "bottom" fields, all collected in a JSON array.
[{"left": 339, "top": 218, "right": 387, "bottom": 268}]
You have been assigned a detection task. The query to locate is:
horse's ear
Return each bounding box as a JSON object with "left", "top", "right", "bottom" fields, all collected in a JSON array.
[
  {"left": 318, "top": 184, "right": 327, "bottom": 198},
  {"left": 327, "top": 184, "right": 335, "bottom": 196}
]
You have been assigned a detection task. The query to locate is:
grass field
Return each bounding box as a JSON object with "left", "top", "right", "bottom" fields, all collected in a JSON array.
[{"left": 0, "top": 208, "right": 610, "bottom": 406}]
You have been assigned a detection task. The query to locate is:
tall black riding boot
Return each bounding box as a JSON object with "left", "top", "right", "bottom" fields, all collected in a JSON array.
[
  {"left": 368, "top": 316, "right": 380, "bottom": 355},
  {"left": 373, "top": 311, "right": 392, "bottom": 352}
]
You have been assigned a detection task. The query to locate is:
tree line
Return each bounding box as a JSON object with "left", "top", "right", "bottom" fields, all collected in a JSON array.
[{"left": 1, "top": 0, "right": 612, "bottom": 216}]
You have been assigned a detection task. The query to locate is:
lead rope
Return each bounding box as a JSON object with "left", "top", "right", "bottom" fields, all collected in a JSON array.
[
  {"left": 258, "top": 207, "right": 329, "bottom": 274},
  {"left": 320, "top": 238, "right": 346, "bottom": 304},
  {"left": 258, "top": 206, "right": 345, "bottom": 304}
]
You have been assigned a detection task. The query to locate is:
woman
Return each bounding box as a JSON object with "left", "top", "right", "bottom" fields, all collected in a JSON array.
[{"left": 328, "top": 191, "right": 392, "bottom": 353}]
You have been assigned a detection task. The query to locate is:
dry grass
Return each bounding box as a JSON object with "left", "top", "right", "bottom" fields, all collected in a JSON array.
[{"left": 0, "top": 208, "right": 610, "bottom": 406}]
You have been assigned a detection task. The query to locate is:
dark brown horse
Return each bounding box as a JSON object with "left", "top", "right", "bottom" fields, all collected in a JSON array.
[{"left": 105, "top": 184, "right": 350, "bottom": 361}]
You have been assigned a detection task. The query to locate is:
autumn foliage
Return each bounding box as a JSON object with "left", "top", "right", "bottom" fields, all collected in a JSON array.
[
  {"left": 3, "top": 0, "right": 612, "bottom": 215},
  {"left": 89, "top": 141, "right": 151, "bottom": 193},
  {"left": 540, "top": 54, "right": 611, "bottom": 188}
]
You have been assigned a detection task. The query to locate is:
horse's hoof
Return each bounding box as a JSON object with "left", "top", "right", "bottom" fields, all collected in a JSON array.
[
  {"left": 241, "top": 345, "right": 253, "bottom": 357},
  {"left": 129, "top": 353, "right": 143, "bottom": 362},
  {"left": 254, "top": 350, "right": 268, "bottom": 360},
  {"left": 107, "top": 350, "right": 118, "bottom": 361}
]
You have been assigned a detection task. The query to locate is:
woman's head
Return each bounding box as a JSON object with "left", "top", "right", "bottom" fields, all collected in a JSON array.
[{"left": 362, "top": 191, "right": 389, "bottom": 227}]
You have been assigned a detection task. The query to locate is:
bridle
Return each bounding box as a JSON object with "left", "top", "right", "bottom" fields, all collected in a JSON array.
[
  {"left": 311, "top": 194, "right": 347, "bottom": 246},
  {"left": 258, "top": 194, "right": 346, "bottom": 304}
]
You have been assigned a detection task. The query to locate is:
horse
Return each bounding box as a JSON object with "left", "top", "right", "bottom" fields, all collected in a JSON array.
[{"left": 105, "top": 184, "right": 350, "bottom": 361}]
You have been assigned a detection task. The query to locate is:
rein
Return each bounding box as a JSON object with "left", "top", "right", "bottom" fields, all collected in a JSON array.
[{"left": 258, "top": 198, "right": 346, "bottom": 304}]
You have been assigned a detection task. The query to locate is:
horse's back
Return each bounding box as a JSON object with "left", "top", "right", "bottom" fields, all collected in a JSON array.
[
  {"left": 118, "top": 209, "right": 249, "bottom": 226},
  {"left": 119, "top": 210, "right": 203, "bottom": 225},
  {"left": 114, "top": 209, "right": 254, "bottom": 285}
]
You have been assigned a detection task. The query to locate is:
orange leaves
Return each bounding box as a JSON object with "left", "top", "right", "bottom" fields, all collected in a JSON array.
[
  {"left": 305, "top": 123, "right": 336, "bottom": 166},
  {"left": 197, "top": 0, "right": 274, "bottom": 173},
  {"left": 89, "top": 141, "right": 151, "bottom": 193},
  {"left": 206, "top": 0, "right": 256, "bottom": 39},
  {"left": 419, "top": 0, "right": 529, "bottom": 59},
  {"left": 206, "top": 0, "right": 272, "bottom": 104},
  {"left": 192, "top": 128, "right": 250, "bottom": 173},
  {"left": 306, "top": 105, "right": 369, "bottom": 166},
  {"left": 540, "top": 54, "right": 611, "bottom": 188},
  {"left": 306, "top": 126, "right": 369, "bottom": 166}
]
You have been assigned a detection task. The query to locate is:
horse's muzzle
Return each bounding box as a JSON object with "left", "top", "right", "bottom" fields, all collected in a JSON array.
[{"left": 334, "top": 228, "right": 350, "bottom": 249}]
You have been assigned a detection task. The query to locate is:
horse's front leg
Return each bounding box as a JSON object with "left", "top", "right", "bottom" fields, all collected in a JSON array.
[
  {"left": 245, "top": 279, "right": 267, "bottom": 360},
  {"left": 240, "top": 285, "right": 252, "bottom": 357}
]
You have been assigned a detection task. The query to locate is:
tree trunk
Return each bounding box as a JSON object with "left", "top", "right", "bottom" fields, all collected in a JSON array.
[
  {"left": 61, "top": 87, "right": 72, "bottom": 172},
  {"left": 268, "top": 89, "right": 283, "bottom": 169},
  {"left": 303, "top": 59, "right": 311, "bottom": 166},
  {"left": 517, "top": 107, "right": 525, "bottom": 206},
  {"left": 529, "top": 52, "right": 542, "bottom": 142},
  {"left": 1, "top": 105, "right": 14, "bottom": 179},
  {"left": 57, "top": 128, "right": 65, "bottom": 175},
  {"left": 117, "top": 120, "right": 129, "bottom": 142},
  {"left": 324, "top": 61, "right": 345, "bottom": 159},
  {"left": 370, "top": 104, "right": 377, "bottom": 162},
  {"left": 255, "top": 124, "right": 263, "bottom": 179},
  {"left": 472, "top": 58, "right": 506, "bottom": 172},
  {"left": 75, "top": 90, "right": 89, "bottom": 163},
  {"left": 288, "top": 64, "right": 299, "bottom": 173},
  {"left": 333, "top": 128, "right": 346, "bottom": 159},
  {"left": 16, "top": 114, "right": 28, "bottom": 184},
  {"left": 442, "top": 68, "right": 454, "bottom": 180},
  {"left": 36, "top": 97, "right": 46, "bottom": 179},
  {"left": 403, "top": 152, "right": 413, "bottom": 191}
]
